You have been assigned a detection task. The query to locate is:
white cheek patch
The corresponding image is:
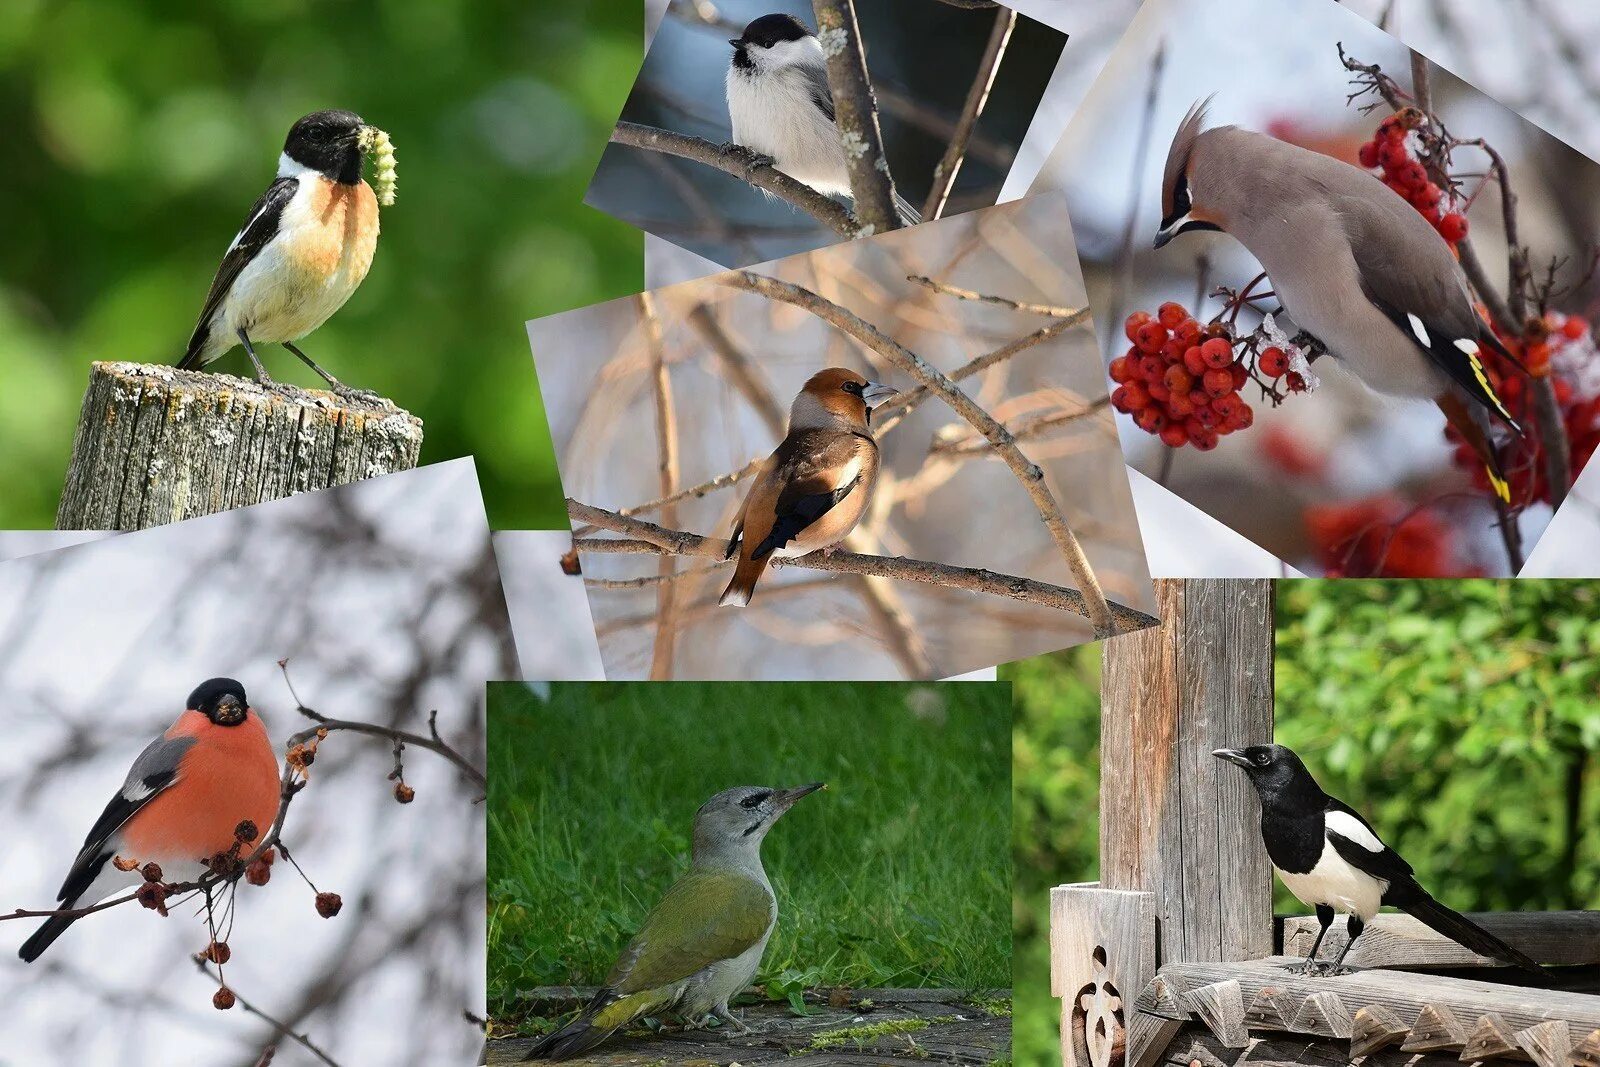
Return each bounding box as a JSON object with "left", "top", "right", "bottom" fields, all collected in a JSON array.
[
  {"left": 1325, "top": 810, "right": 1385, "bottom": 852},
  {"left": 1406, "top": 313, "right": 1433, "bottom": 348}
]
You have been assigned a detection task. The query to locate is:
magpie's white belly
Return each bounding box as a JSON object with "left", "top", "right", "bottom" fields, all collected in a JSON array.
[
  {"left": 1277, "top": 840, "right": 1386, "bottom": 922},
  {"left": 726, "top": 68, "right": 848, "bottom": 196}
]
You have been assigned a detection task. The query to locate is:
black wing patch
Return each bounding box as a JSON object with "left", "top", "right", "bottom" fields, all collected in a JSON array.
[
  {"left": 799, "top": 63, "right": 836, "bottom": 124},
  {"left": 752, "top": 473, "right": 861, "bottom": 560},
  {"left": 1322, "top": 798, "right": 1416, "bottom": 887},
  {"left": 179, "top": 176, "right": 299, "bottom": 368},
  {"left": 56, "top": 734, "right": 193, "bottom": 903},
  {"left": 1363, "top": 289, "right": 1520, "bottom": 432}
]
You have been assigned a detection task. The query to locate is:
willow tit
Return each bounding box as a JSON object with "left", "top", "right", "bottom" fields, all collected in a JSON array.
[{"left": 726, "top": 13, "right": 920, "bottom": 227}]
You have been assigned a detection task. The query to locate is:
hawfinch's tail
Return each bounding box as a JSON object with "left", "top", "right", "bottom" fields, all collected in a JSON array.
[
  {"left": 718, "top": 554, "right": 768, "bottom": 607},
  {"left": 1438, "top": 392, "right": 1511, "bottom": 504}
]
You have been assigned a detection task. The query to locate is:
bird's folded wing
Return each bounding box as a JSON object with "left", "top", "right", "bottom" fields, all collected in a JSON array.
[
  {"left": 798, "top": 62, "right": 835, "bottom": 123},
  {"left": 1323, "top": 803, "right": 1415, "bottom": 883},
  {"left": 749, "top": 432, "right": 872, "bottom": 559},
  {"left": 1341, "top": 197, "right": 1518, "bottom": 427},
  {"left": 606, "top": 870, "right": 775, "bottom": 995},
  {"left": 182, "top": 176, "right": 300, "bottom": 361},
  {"left": 58, "top": 733, "right": 197, "bottom": 903}
]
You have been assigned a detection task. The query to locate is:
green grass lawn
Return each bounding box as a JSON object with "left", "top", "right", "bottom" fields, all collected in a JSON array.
[{"left": 486, "top": 681, "right": 1012, "bottom": 1029}]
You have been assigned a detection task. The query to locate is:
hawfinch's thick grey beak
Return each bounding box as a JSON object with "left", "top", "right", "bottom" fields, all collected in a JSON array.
[
  {"left": 861, "top": 382, "right": 899, "bottom": 407},
  {"left": 1212, "top": 748, "right": 1252, "bottom": 768}
]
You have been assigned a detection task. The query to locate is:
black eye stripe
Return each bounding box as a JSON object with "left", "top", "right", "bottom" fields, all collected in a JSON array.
[{"left": 740, "top": 790, "right": 772, "bottom": 809}]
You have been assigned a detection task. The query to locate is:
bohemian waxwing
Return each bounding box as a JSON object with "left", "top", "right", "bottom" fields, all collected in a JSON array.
[{"left": 1154, "top": 100, "right": 1522, "bottom": 500}]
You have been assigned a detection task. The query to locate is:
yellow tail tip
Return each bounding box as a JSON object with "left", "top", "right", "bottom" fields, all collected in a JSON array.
[{"left": 1487, "top": 465, "right": 1510, "bottom": 504}]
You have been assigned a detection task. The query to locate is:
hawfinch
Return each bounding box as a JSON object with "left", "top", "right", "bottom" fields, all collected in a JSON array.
[
  {"left": 1155, "top": 100, "right": 1522, "bottom": 500},
  {"left": 19, "top": 678, "right": 280, "bottom": 962},
  {"left": 719, "top": 368, "right": 898, "bottom": 607}
]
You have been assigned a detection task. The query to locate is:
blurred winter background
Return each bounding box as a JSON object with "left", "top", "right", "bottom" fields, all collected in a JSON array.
[
  {"left": 0, "top": 461, "right": 587, "bottom": 1066},
  {"left": 593, "top": 0, "right": 1068, "bottom": 269},
  {"left": 1027, "top": 0, "right": 1600, "bottom": 577},
  {"left": 531, "top": 195, "right": 1156, "bottom": 680}
]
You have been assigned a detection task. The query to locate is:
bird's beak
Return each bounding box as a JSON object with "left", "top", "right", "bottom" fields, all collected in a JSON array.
[
  {"left": 861, "top": 382, "right": 899, "bottom": 408},
  {"left": 1153, "top": 216, "right": 1187, "bottom": 250},
  {"left": 773, "top": 782, "right": 826, "bottom": 812},
  {"left": 728, "top": 37, "right": 744, "bottom": 47},
  {"left": 1212, "top": 748, "right": 1252, "bottom": 768}
]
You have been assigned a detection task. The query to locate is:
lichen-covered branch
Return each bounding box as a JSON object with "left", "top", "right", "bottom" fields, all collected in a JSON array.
[
  {"left": 610, "top": 121, "right": 861, "bottom": 237},
  {"left": 811, "top": 0, "right": 904, "bottom": 232}
]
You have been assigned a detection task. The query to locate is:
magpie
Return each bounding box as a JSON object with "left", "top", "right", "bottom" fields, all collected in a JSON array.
[{"left": 1214, "top": 744, "right": 1545, "bottom": 978}]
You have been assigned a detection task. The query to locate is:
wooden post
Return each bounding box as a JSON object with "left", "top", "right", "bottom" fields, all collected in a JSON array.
[
  {"left": 1054, "top": 579, "right": 1276, "bottom": 1067},
  {"left": 56, "top": 362, "right": 423, "bottom": 531}
]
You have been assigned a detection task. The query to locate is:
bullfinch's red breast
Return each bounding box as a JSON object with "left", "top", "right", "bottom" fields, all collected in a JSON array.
[
  {"left": 19, "top": 678, "right": 280, "bottom": 962},
  {"left": 720, "top": 368, "right": 898, "bottom": 607}
]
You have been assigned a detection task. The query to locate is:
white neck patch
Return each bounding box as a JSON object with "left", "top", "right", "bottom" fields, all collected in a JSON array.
[{"left": 277, "top": 152, "right": 319, "bottom": 180}]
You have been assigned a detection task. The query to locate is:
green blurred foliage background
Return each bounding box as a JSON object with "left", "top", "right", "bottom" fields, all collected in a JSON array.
[
  {"left": 1007, "top": 579, "right": 1600, "bottom": 1067},
  {"left": 0, "top": 0, "right": 644, "bottom": 528},
  {"left": 486, "top": 681, "right": 1012, "bottom": 1032}
]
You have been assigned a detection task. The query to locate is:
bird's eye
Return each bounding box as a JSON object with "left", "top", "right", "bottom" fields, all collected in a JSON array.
[
  {"left": 1254, "top": 751, "right": 1270, "bottom": 765},
  {"left": 740, "top": 792, "right": 769, "bottom": 809},
  {"left": 842, "top": 381, "right": 863, "bottom": 396}
]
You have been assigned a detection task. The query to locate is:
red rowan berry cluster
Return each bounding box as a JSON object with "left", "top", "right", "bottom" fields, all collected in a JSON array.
[
  {"left": 1355, "top": 108, "right": 1468, "bottom": 247},
  {"left": 1110, "top": 302, "right": 1309, "bottom": 449},
  {"left": 1445, "top": 311, "right": 1600, "bottom": 504}
]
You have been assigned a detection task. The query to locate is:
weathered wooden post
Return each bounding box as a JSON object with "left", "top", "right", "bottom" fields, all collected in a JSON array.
[
  {"left": 56, "top": 362, "right": 423, "bottom": 531},
  {"left": 1051, "top": 578, "right": 1275, "bottom": 1067}
]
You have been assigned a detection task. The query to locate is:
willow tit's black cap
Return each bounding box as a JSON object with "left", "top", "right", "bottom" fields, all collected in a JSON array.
[
  {"left": 284, "top": 109, "right": 366, "bottom": 185},
  {"left": 730, "top": 12, "right": 813, "bottom": 50}
]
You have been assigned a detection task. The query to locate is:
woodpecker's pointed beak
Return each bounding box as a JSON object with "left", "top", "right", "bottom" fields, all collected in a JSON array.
[
  {"left": 773, "top": 782, "right": 826, "bottom": 812},
  {"left": 861, "top": 382, "right": 899, "bottom": 408},
  {"left": 1212, "top": 748, "right": 1252, "bottom": 768}
]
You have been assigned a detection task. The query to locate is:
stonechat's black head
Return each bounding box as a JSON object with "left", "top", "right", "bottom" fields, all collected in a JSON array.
[
  {"left": 283, "top": 109, "right": 365, "bottom": 184},
  {"left": 730, "top": 13, "right": 813, "bottom": 52},
  {"left": 188, "top": 677, "right": 249, "bottom": 727}
]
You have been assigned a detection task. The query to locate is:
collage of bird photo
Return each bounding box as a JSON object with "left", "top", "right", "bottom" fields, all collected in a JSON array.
[{"left": 2, "top": 0, "right": 1600, "bottom": 1065}]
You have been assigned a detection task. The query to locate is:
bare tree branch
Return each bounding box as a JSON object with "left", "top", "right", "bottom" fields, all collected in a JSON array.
[
  {"left": 905, "top": 274, "right": 1085, "bottom": 317},
  {"left": 194, "top": 959, "right": 341, "bottom": 1067},
  {"left": 922, "top": 6, "right": 1016, "bottom": 221},
  {"left": 610, "top": 121, "right": 861, "bottom": 237},
  {"left": 719, "top": 271, "right": 1120, "bottom": 636},
  {"left": 569, "top": 501, "right": 1157, "bottom": 631},
  {"left": 686, "top": 303, "right": 787, "bottom": 438},
  {"left": 811, "top": 0, "right": 904, "bottom": 231},
  {"left": 639, "top": 293, "right": 682, "bottom": 679}
]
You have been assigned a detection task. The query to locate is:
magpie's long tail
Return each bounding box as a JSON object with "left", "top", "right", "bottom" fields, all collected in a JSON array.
[{"left": 1396, "top": 887, "right": 1547, "bottom": 978}]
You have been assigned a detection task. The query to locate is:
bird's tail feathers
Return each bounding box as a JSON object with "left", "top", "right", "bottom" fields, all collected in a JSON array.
[
  {"left": 177, "top": 321, "right": 215, "bottom": 371},
  {"left": 893, "top": 191, "right": 922, "bottom": 228},
  {"left": 1400, "top": 888, "right": 1547, "bottom": 979},
  {"left": 1437, "top": 391, "right": 1513, "bottom": 503},
  {"left": 18, "top": 912, "right": 76, "bottom": 963},
  {"left": 522, "top": 988, "right": 671, "bottom": 1061},
  {"left": 718, "top": 553, "right": 768, "bottom": 607}
]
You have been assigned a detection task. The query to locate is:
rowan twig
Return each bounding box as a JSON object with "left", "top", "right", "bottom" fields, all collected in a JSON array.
[
  {"left": 718, "top": 272, "right": 1120, "bottom": 636},
  {"left": 640, "top": 293, "right": 682, "bottom": 679},
  {"left": 922, "top": 6, "right": 1016, "bottom": 221},
  {"left": 193, "top": 958, "right": 341, "bottom": 1067},
  {"left": 609, "top": 121, "right": 861, "bottom": 237},
  {"left": 569, "top": 501, "right": 1157, "bottom": 631},
  {"left": 811, "top": 0, "right": 904, "bottom": 232}
]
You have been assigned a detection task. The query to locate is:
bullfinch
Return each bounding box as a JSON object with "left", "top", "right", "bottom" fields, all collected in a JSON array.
[
  {"left": 1155, "top": 100, "right": 1522, "bottom": 501},
  {"left": 177, "top": 109, "right": 391, "bottom": 397},
  {"left": 719, "top": 368, "right": 898, "bottom": 607},
  {"left": 19, "top": 678, "right": 280, "bottom": 962}
]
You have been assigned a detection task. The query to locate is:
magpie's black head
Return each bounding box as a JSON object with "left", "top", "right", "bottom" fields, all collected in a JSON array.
[
  {"left": 1214, "top": 744, "right": 1318, "bottom": 799},
  {"left": 729, "top": 13, "right": 813, "bottom": 69},
  {"left": 283, "top": 109, "right": 366, "bottom": 185},
  {"left": 188, "top": 677, "right": 250, "bottom": 727}
]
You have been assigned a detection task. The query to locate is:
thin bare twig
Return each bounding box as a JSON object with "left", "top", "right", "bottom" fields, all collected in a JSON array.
[
  {"left": 686, "top": 303, "right": 786, "bottom": 438},
  {"left": 640, "top": 293, "right": 682, "bottom": 679},
  {"left": 720, "top": 271, "right": 1120, "bottom": 636},
  {"left": 194, "top": 959, "right": 341, "bottom": 1067},
  {"left": 811, "top": 0, "right": 904, "bottom": 231},
  {"left": 610, "top": 121, "right": 860, "bottom": 237},
  {"left": 905, "top": 275, "right": 1084, "bottom": 318},
  {"left": 923, "top": 6, "right": 1016, "bottom": 221},
  {"left": 569, "top": 501, "right": 1157, "bottom": 631}
]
